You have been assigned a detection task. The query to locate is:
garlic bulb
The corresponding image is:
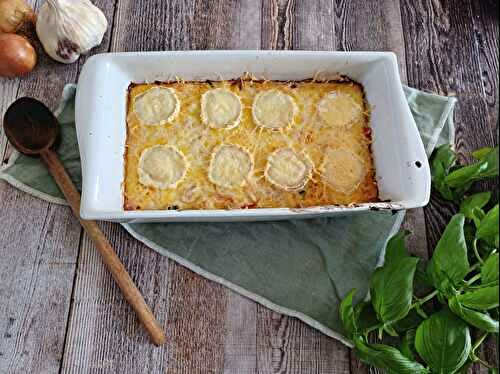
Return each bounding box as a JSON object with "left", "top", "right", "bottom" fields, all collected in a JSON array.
[{"left": 36, "top": 0, "right": 107, "bottom": 64}]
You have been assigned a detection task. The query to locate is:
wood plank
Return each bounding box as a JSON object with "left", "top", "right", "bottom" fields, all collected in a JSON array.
[
  {"left": 470, "top": 2, "right": 499, "bottom": 372},
  {"left": 259, "top": 1, "right": 353, "bottom": 373},
  {"left": 62, "top": 1, "right": 258, "bottom": 373},
  {"left": 0, "top": 187, "right": 81, "bottom": 374},
  {"left": 401, "top": 1, "right": 498, "bottom": 373},
  {"left": 400, "top": 0, "right": 497, "bottom": 252},
  {"left": 0, "top": 2, "right": 84, "bottom": 373},
  {"left": 223, "top": 294, "right": 257, "bottom": 374},
  {"left": 470, "top": 0, "right": 499, "bottom": 134},
  {"left": 0, "top": 1, "right": 117, "bottom": 374},
  {"left": 61, "top": 222, "right": 170, "bottom": 373},
  {"left": 332, "top": 1, "right": 416, "bottom": 372},
  {"left": 0, "top": 78, "right": 20, "bottom": 162}
]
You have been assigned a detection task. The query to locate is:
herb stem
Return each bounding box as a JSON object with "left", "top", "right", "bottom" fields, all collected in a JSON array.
[
  {"left": 411, "top": 290, "right": 438, "bottom": 309},
  {"left": 477, "top": 357, "right": 494, "bottom": 369},
  {"left": 472, "top": 238, "right": 484, "bottom": 264},
  {"left": 465, "top": 273, "right": 482, "bottom": 286},
  {"left": 365, "top": 323, "right": 383, "bottom": 335},
  {"left": 472, "top": 332, "right": 489, "bottom": 353}
]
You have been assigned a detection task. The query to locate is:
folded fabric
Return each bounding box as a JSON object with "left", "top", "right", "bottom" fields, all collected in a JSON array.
[{"left": 0, "top": 84, "right": 456, "bottom": 346}]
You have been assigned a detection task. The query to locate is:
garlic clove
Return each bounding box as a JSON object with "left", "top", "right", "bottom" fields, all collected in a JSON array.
[{"left": 36, "top": 0, "right": 108, "bottom": 64}]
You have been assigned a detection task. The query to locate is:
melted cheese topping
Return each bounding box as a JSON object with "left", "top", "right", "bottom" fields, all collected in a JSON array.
[
  {"left": 320, "top": 147, "right": 366, "bottom": 194},
  {"left": 265, "top": 148, "right": 312, "bottom": 191},
  {"left": 209, "top": 144, "right": 253, "bottom": 188},
  {"left": 317, "top": 91, "right": 363, "bottom": 128},
  {"left": 201, "top": 88, "right": 242, "bottom": 129},
  {"left": 138, "top": 145, "right": 187, "bottom": 189},
  {"left": 252, "top": 90, "right": 297, "bottom": 129},
  {"left": 124, "top": 79, "right": 378, "bottom": 210},
  {"left": 132, "top": 87, "right": 180, "bottom": 126}
]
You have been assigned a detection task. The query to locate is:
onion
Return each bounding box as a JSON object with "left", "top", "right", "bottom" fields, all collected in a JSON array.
[
  {"left": 0, "top": 33, "right": 37, "bottom": 77},
  {"left": 0, "top": 0, "right": 35, "bottom": 33}
]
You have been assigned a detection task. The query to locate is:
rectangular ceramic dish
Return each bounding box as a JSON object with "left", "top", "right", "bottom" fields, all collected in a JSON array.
[{"left": 75, "top": 50, "right": 430, "bottom": 223}]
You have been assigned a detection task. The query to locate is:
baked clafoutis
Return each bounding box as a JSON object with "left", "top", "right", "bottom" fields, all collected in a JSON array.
[{"left": 124, "top": 77, "right": 379, "bottom": 210}]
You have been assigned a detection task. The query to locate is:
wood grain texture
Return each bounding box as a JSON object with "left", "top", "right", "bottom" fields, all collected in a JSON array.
[
  {"left": 470, "top": 0, "right": 499, "bottom": 133},
  {"left": 0, "top": 187, "right": 81, "bottom": 374},
  {"left": 62, "top": 1, "right": 253, "bottom": 373},
  {"left": 0, "top": 1, "right": 498, "bottom": 373},
  {"left": 61, "top": 222, "right": 170, "bottom": 373},
  {"left": 0, "top": 1, "right": 84, "bottom": 373},
  {"left": 400, "top": 0, "right": 498, "bottom": 247},
  {"left": 401, "top": 1, "right": 498, "bottom": 372},
  {"left": 259, "top": 2, "right": 353, "bottom": 373},
  {"left": 223, "top": 294, "right": 257, "bottom": 374},
  {"left": 256, "top": 309, "right": 350, "bottom": 374},
  {"left": 332, "top": 2, "right": 418, "bottom": 372}
]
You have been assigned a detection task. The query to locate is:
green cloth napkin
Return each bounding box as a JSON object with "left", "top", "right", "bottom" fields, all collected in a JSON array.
[{"left": 0, "top": 84, "right": 456, "bottom": 346}]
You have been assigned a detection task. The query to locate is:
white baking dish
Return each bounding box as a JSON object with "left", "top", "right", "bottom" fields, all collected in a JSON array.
[{"left": 75, "top": 51, "right": 430, "bottom": 223}]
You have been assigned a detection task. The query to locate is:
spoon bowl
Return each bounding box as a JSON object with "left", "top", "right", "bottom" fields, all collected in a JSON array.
[
  {"left": 3, "top": 97, "right": 58, "bottom": 155},
  {"left": 2, "top": 97, "right": 166, "bottom": 346}
]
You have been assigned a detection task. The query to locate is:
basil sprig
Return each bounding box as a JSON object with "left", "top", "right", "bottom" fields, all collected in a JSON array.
[{"left": 341, "top": 145, "right": 499, "bottom": 373}]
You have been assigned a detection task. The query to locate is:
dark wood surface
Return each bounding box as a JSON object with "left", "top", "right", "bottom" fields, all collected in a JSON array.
[{"left": 0, "top": 1, "right": 498, "bottom": 373}]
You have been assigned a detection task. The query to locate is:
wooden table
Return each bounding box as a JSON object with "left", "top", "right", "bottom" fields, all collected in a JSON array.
[{"left": 0, "top": 1, "right": 498, "bottom": 373}]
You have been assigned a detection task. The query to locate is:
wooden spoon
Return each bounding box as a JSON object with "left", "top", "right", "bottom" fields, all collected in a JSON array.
[{"left": 3, "top": 97, "right": 166, "bottom": 346}]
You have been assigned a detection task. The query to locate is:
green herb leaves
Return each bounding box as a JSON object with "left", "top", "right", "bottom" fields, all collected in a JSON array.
[
  {"left": 342, "top": 145, "right": 499, "bottom": 373},
  {"left": 449, "top": 297, "right": 499, "bottom": 333},
  {"left": 353, "top": 336, "right": 429, "bottom": 374},
  {"left": 431, "top": 144, "right": 457, "bottom": 200},
  {"left": 340, "top": 289, "right": 357, "bottom": 339},
  {"left": 456, "top": 286, "right": 499, "bottom": 310},
  {"left": 427, "top": 214, "right": 469, "bottom": 296},
  {"left": 370, "top": 231, "right": 418, "bottom": 331},
  {"left": 481, "top": 254, "right": 499, "bottom": 286},
  {"left": 430, "top": 145, "right": 499, "bottom": 202},
  {"left": 415, "top": 310, "right": 471, "bottom": 374},
  {"left": 370, "top": 257, "right": 419, "bottom": 328}
]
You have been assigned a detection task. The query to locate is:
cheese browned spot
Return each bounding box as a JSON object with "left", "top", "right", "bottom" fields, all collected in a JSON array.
[
  {"left": 320, "top": 147, "right": 366, "bottom": 194},
  {"left": 133, "top": 87, "right": 180, "bottom": 126},
  {"left": 201, "top": 88, "right": 242, "bottom": 129},
  {"left": 317, "top": 91, "right": 363, "bottom": 128},
  {"left": 252, "top": 90, "right": 297, "bottom": 129},
  {"left": 209, "top": 144, "right": 253, "bottom": 188},
  {"left": 138, "top": 145, "right": 188, "bottom": 189},
  {"left": 265, "top": 148, "right": 312, "bottom": 191}
]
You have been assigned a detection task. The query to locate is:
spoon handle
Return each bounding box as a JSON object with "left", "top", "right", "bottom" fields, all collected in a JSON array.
[{"left": 40, "top": 148, "right": 166, "bottom": 346}]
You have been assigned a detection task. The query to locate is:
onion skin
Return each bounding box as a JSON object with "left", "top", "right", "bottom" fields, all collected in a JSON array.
[
  {"left": 0, "top": 0, "right": 36, "bottom": 33},
  {"left": 0, "top": 33, "right": 37, "bottom": 77}
]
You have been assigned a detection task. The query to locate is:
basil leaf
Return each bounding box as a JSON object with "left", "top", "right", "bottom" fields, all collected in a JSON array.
[
  {"left": 476, "top": 204, "right": 499, "bottom": 245},
  {"left": 457, "top": 286, "right": 499, "bottom": 310},
  {"left": 340, "top": 289, "right": 356, "bottom": 338},
  {"left": 459, "top": 192, "right": 491, "bottom": 225},
  {"left": 415, "top": 259, "right": 433, "bottom": 289},
  {"left": 472, "top": 147, "right": 494, "bottom": 160},
  {"left": 446, "top": 147, "right": 499, "bottom": 189},
  {"left": 415, "top": 309, "right": 471, "bottom": 374},
  {"left": 427, "top": 214, "right": 470, "bottom": 296},
  {"left": 478, "top": 146, "right": 499, "bottom": 178},
  {"left": 353, "top": 336, "right": 429, "bottom": 374},
  {"left": 370, "top": 257, "right": 419, "bottom": 325},
  {"left": 385, "top": 230, "right": 410, "bottom": 264},
  {"left": 482, "top": 254, "right": 499, "bottom": 285},
  {"left": 431, "top": 145, "right": 457, "bottom": 200},
  {"left": 353, "top": 301, "right": 379, "bottom": 334},
  {"left": 445, "top": 162, "right": 489, "bottom": 188},
  {"left": 400, "top": 329, "right": 417, "bottom": 361},
  {"left": 449, "top": 297, "right": 499, "bottom": 333}
]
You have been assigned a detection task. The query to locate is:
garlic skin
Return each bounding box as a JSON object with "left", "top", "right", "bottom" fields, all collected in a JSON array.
[{"left": 36, "top": 0, "right": 107, "bottom": 64}]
